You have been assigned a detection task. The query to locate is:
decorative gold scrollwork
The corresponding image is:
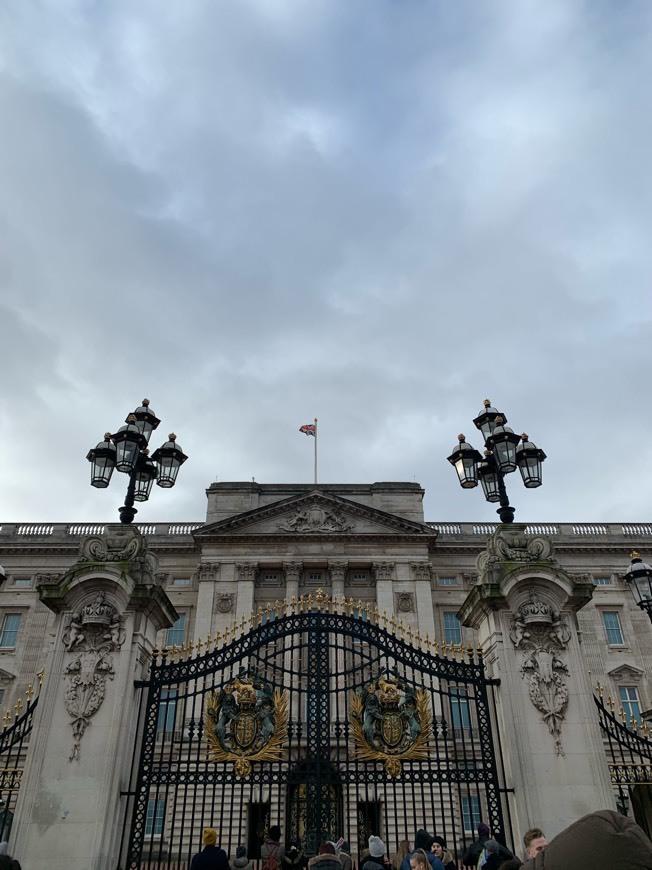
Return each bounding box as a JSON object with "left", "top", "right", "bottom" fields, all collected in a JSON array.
[
  {"left": 349, "top": 672, "right": 432, "bottom": 777},
  {"left": 204, "top": 671, "right": 289, "bottom": 778}
]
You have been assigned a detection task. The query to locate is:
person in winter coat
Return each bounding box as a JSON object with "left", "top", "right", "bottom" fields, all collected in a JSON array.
[
  {"left": 478, "top": 840, "right": 504, "bottom": 870},
  {"left": 262, "top": 826, "right": 285, "bottom": 869},
  {"left": 308, "top": 842, "right": 343, "bottom": 870},
  {"left": 520, "top": 809, "right": 652, "bottom": 870},
  {"left": 233, "top": 845, "right": 253, "bottom": 870},
  {"left": 283, "top": 844, "right": 306, "bottom": 870},
  {"left": 462, "top": 824, "right": 512, "bottom": 868},
  {"left": 190, "top": 828, "right": 230, "bottom": 870},
  {"left": 392, "top": 839, "right": 411, "bottom": 870},
  {"left": 337, "top": 841, "right": 353, "bottom": 870},
  {"left": 400, "top": 830, "right": 444, "bottom": 870},
  {"left": 362, "top": 836, "right": 388, "bottom": 870},
  {"left": 431, "top": 837, "right": 455, "bottom": 870}
]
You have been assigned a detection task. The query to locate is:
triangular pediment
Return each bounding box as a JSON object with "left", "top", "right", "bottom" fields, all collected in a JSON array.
[
  {"left": 194, "top": 491, "right": 435, "bottom": 539},
  {"left": 607, "top": 663, "right": 645, "bottom": 683}
]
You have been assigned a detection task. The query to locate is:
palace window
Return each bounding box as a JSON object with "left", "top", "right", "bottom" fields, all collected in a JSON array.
[
  {"left": 12, "top": 578, "right": 32, "bottom": 588},
  {"left": 171, "top": 577, "right": 191, "bottom": 586},
  {"left": 145, "top": 798, "right": 165, "bottom": 837},
  {"left": 166, "top": 614, "right": 186, "bottom": 648},
  {"left": 619, "top": 687, "right": 642, "bottom": 726},
  {"left": 0, "top": 615, "right": 21, "bottom": 649},
  {"left": 602, "top": 611, "right": 624, "bottom": 645},
  {"left": 443, "top": 612, "right": 462, "bottom": 645},
  {"left": 439, "top": 576, "right": 457, "bottom": 586},
  {"left": 594, "top": 576, "right": 611, "bottom": 586},
  {"left": 157, "top": 689, "right": 177, "bottom": 737},
  {"left": 450, "top": 687, "right": 471, "bottom": 729},
  {"left": 461, "top": 795, "right": 482, "bottom": 832}
]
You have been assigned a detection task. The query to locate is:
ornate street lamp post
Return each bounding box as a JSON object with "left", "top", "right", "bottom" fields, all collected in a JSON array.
[
  {"left": 86, "top": 399, "right": 188, "bottom": 524},
  {"left": 447, "top": 400, "right": 546, "bottom": 524},
  {"left": 624, "top": 552, "right": 652, "bottom": 624}
]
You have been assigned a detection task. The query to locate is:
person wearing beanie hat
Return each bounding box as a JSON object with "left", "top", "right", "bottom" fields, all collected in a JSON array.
[
  {"left": 431, "top": 837, "right": 455, "bottom": 870},
  {"left": 190, "top": 827, "right": 230, "bottom": 870},
  {"left": 462, "top": 824, "right": 513, "bottom": 869},
  {"left": 400, "top": 831, "right": 444, "bottom": 870},
  {"left": 233, "top": 845, "right": 253, "bottom": 870},
  {"left": 361, "top": 835, "right": 388, "bottom": 870},
  {"left": 520, "top": 809, "right": 652, "bottom": 870}
]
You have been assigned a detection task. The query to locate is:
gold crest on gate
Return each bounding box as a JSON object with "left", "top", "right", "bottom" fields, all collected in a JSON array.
[
  {"left": 204, "top": 670, "right": 289, "bottom": 778},
  {"left": 349, "top": 672, "right": 432, "bottom": 777}
]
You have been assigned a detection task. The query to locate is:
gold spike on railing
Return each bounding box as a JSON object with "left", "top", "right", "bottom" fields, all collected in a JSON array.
[
  {"left": 315, "top": 588, "right": 324, "bottom": 610},
  {"left": 631, "top": 714, "right": 639, "bottom": 732},
  {"left": 14, "top": 699, "right": 22, "bottom": 718},
  {"left": 186, "top": 641, "right": 194, "bottom": 658},
  {"left": 398, "top": 620, "right": 406, "bottom": 640},
  {"left": 372, "top": 605, "right": 379, "bottom": 624},
  {"left": 607, "top": 695, "right": 614, "bottom": 712},
  {"left": 389, "top": 614, "right": 397, "bottom": 633},
  {"left": 282, "top": 597, "right": 289, "bottom": 616},
  {"left": 2, "top": 712, "right": 10, "bottom": 729},
  {"left": 214, "top": 630, "right": 222, "bottom": 647},
  {"left": 196, "top": 637, "right": 204, "bottom": 656},
  {"left": 305, "top": 593, "right": 313, "bottom": 611},
  {"left": 240, "top": 614, "right": 247, "bottom": 634},
  {"left": 382, "top": 609, "right": 388, "bottom": 630},
  {"left": 248, "top": 610, "right": 256, "bottom": 630},
  {"left": 406, "top": 625, "right": 414, "bottom": 645},
  {"left": 170, "top": 644, "right": 178, "bottom": 662},
  {"left": 415, "top": 629, "right": 422, "bottom": 649},
  {"left": 596, "top": 681, "right": 603, "bottom": 698},
  {"left": 290, "top": 595, "right": 297, "bottom": 614},
  {"left": 224, "top": 625, "right": 231, "bottom": 644},
  {"left": 619, "top": 706, "right": 626, "bottom": 723},
  {"left": 25, "top": 684, "right": 34, "bottom": 702}
]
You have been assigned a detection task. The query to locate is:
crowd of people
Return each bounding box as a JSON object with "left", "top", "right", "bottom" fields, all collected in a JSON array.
[{"left": 189, "top": 810, "right": 652, "bottom": 870}]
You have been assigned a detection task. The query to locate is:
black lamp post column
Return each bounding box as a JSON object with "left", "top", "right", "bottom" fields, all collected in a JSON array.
[
  {"left": 86, "top": 400, "right": 188, "bottom": 525},
  {"left": 447, "top": 400, "right": 546, "bottom": 524},
  {"left": 624, "top": 552, "right": 652, "bottom": 624}
]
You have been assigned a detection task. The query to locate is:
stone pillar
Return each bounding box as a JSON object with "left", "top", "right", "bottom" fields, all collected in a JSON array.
[
  {"left": 12, "top": 526, "right": 178, "bottom": 870},
  {"left": 411, "top": 562, "right": 436, "bottom": 640},
  {"left": 235, "top": 562, "right": 257, "bottom": 621},
  {"left": 458, "top": 525, "right": 615, "bottom": 840},
  {"left": 373, "top": 561, "right": 395, "bottom": 617},
  {"left": 283, "top": 561, "right": 302, "bottom": 604},
  {"left": 193, "top": 560, "right": 219, "bottom": 642}
]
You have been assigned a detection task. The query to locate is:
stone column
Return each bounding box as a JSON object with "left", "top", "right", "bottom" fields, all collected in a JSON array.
[
  {"left": 193, "top": 561, "right": 219, "bottom": 643},
  {"left": 458, "top": 525, "right": 615, "bottom": 840},
  {"left": 235, "top": 562, "right": 257, "bottom": 621},
  {"left": 12, "top": 526, "right": 178, "bottom": 870},
  {"left": 411, "top": 562, "right": 436, "bottom": 640},
  {"left": 283, "top": 561, "right": 303, "bottom": 605},
  {"left": 373, "top": 561, "right": 395, "bottom": 617}
]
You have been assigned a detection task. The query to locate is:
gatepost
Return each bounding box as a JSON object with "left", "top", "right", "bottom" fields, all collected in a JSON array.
[
  {"left": 458, "top": 524, "right": 615, "bottom": 844},
  {"left": 11, "top": 525, "right": 177, "bottom": 870}
]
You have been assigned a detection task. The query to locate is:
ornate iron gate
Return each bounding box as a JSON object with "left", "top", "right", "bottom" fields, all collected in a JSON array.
[
  {"left": 595, "top": 685, "right": 652, "bottom": 836},
  {"left": 0, "top": 671, "right": 43, "bottom": 841},
  {"left": 120, "top": 596, "right": 514, "bottom": 869}
]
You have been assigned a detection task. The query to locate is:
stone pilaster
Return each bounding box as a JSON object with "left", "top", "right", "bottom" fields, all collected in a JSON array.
[
  {"left": 193, "top": 561, "right": 219, "bottom": 643},
  {"left": 458, "top": 524, "right": 615, "bottom": 839},
  {"left": 373, "top": 561, "right": 395, "bottom": 617},
  {"left": 283, "top": 561, "right": 302, "bottom": 603},
  {"left": 13, "top": 526, "right": 178, "bottom": 870},
  {"left": 329, "top": 561, "right": 348, "bottom": 603}
]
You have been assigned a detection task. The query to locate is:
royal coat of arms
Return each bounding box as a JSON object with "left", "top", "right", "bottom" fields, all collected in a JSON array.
[
  {"left": 349, "top": 673, "right": 432, "bottom": 777},
  {"left": 204, "top": 671, "right": 289, "bottom": 778}
]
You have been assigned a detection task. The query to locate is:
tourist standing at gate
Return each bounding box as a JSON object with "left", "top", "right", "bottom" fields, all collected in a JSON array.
[
  {"left": 233, "top": 844, "right": 253, "bottom": 870},
  {"left": 190, "top": 828, "right": 230, "bottom": 870},
  {"left": 308, "top": 842, "right": 344, "bottom": 870},
  {"left": 392, "top": 839, "right": 411, "bottom": 870},
  {"left": 522, "top": 829, "right": 546, "bottom": 861},
  {"left": 462, "top": 823, "right": 512, "bottom": 868},
  {"left": 400, "top": 830, "right": 444, "bottom": 870},
  {"left": 336, "top": 840, "right": 353, "bottom": 870},
  {"left": 361, "top": 836, "right": 388, "bottom": 870},
  {"left": 283, "top": 844, "right": 307, "bottom": 870},
  {"left": 431, "top": 837, "right": 455, "bottom": 870},
  {"left": 262, "top": 825, "right": 285, "bottom": 870}
]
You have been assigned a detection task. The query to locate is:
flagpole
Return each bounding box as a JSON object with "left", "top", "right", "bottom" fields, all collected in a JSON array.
[{"left": 314, "top": 417, "right": 318, "bottom": 484}]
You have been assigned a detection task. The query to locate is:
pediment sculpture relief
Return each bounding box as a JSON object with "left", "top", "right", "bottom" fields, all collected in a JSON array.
[
  {"left": 509, "top": 592, "right": 571, "bottom": 756},
  {"left": 277, "top": 504, "right": 354, "bottom": 533}
]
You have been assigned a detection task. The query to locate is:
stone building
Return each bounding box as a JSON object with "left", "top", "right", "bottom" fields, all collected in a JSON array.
[{"left": 0, "top": 481, "right": 651, "bottom": 869}]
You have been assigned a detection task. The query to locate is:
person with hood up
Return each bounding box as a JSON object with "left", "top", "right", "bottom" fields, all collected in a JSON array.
[
  {"left": 308, "top": 842, "right": 343, "bottom": 870},
  {"left": 233, "top": 845, "right": 253, "bottom": 870},
  {"left": 337, "top": 841, "right": 352, "bottom": 870},
  {"left": 400, "top": 830, "right": 444, "bottom": 870},
  {"left": 190, "top": 828, "right": 230, "bottom": 870},
  {"left": 478, "top": 841, "right": 504, "bottom": 870},
  {"left": 520, "top": 809, "right": 652, "bottom": 870},
  {"left": 431, "top": 837, "right": 455, "bottom": 870},
  {"left": 462, "top": 824, "right": 512, "bottom": 868}
]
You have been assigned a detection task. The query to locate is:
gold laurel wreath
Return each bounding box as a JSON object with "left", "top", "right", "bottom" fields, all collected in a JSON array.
[
  {"left": 349, "top": 688, "right": 432, "bottom": 777},
  {"left": 204, "top": 687, "right": 289, "bottom": 778}
]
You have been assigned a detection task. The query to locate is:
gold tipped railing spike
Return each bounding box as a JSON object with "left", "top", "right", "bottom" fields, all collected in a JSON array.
[
  {"left": 415, "top": 629, "right": 422, "bottom": 649},
  {"left": 406, "top": 625, "right": 414, "bottom": 644},
  {"left": 249, "top": 611, "right": 256, "bottom": 630},
  {"left": 338, "top": 594, "right": 346, "bottom": 614},
  {"left": 467, "top": 645, "right": 475, "bottom": 662},
  {"left": 596, "top": 681, "right": 603, "bottom": 698},
  {"left": 2, "top": 712, "right": 10, "bottom": 729},
  {"left": 240, "top": 615, "right": 247, "bottom": 633},
  {"left": 14, "top": 699, "right": 23, "bottom": 717},
  {"left": 290, "top": 595, "right": 298, "bottom": 614},
  {"left": 224, "top": 625, "right": 231, "bottom": 644},
  {"left": 25, "top": 684, "right": 34, "bottom": 702},
  {"left": 315, "top": 588, "right": 324, "bottom": 610},
  {"left": 37, "top": 669, "right": 45, "bottom": 685},
  {"left": 399, "top": 620, "right": 406, "bottom": 640},
  {"left": 215, "top": 630, "right": 222, "bottom": 647},
  {"left": 607, "top": 695, "right": 615, "bottom": 712},
  {"left": 282, "top": 597, "right": 289, "bottom": 615},
  {"left": 171, "top": 644, "right": 179, "bottom": 662},
  {"left": 306, "top": 593, "right": 314, "bottom": 610},
  {"left": 372, "top": 605, "right": 379, "bottom": 624},
  {"left": 197, "top": 637, "right": 204, "bottom": 656},
  {"left": 346, "top": 597, "right": 354, "bottom": 616},
  {"left": 389, "top": 614, "right": 397, "bottom": 633}
]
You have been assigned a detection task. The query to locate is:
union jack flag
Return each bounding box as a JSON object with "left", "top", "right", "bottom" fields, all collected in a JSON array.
[{"left": 299, "top": 424, "right": 316, "bottom": 437}]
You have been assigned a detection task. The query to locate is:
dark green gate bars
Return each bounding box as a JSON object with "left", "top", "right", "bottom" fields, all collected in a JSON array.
[{"left": 120, "top": 595, "right": 515, "bottom": 870}]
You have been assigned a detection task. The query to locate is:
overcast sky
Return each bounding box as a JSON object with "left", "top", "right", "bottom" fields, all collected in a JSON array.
[{"left": 0, "top": 1, "right": 651, "bottom": 526}]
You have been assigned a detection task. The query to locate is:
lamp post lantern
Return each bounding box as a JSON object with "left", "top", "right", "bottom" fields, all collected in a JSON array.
[
  {"left": 86, "top": 399, "right": 188, "bottom": 524},
  {"left": 447, "top": 399, "right": 546, "bottom": 524},
  {"left": 624, "top": 552, "right": 652, "bottom": 624}
]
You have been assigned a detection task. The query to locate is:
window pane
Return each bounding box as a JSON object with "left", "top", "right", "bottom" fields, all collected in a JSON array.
[
  {"left": 157, "top": 689, "right": 177, "bottom": 736},
  {"left": 166, "top": 614, "right": 186, "bottom": 647},
  {"left": 450, "top": 687, "right": 470, "bottom": 729},
  {"left": 172, "top": 578, "right": 190, "bottom": 586},
  {"left": 439, "top": 577, "right": 457, "bottom": 586},
  {"left": 145, "top": 798, "right": 165, "bottom": 836},
  {"left": 461, "top": 795, "right": 481, "bottom": 831},
  {"left": 0, "top": 615, "right": 21, "bottom": 648},
  {"left": 619, "top": 687, "right": 642, "bottom": 726},
  {"left": 602, "top": 612, "right": 624, "bottom": 645},
  {"left": 594, "top": 577, "right": 611, "bottom": 586},
  {"left": 444, "top": 612, "right": 462, "bottom": 645}
]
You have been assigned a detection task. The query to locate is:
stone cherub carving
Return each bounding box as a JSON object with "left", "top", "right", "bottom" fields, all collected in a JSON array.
[{"left": 509, "top": 591, "right": 571, "bottom": 756}]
